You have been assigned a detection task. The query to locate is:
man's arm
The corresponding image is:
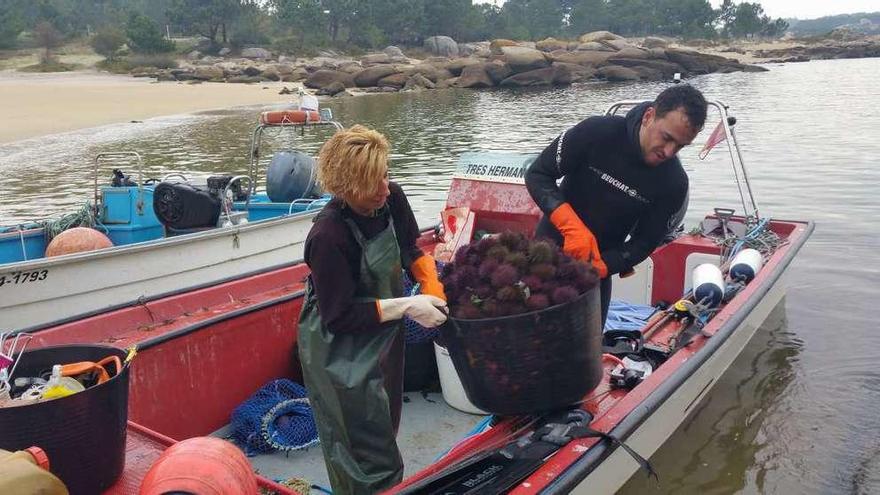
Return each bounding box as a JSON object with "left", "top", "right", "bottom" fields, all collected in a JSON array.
[
  {"left": 525, "top": 119, "right": 609, "bottom": 276},
  {"left": 602, "top": 184, "right": 688, "bottom": 275},
  {"left": 525, "top": 119, "right": 596, "bottom": 214}
]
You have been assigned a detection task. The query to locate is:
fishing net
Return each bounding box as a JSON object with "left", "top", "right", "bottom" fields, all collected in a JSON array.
[{"left": 229, "top": 379, "right": 319, "bottom": 456}]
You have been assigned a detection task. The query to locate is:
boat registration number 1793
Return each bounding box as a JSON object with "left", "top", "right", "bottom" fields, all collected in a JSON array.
[{"left": 0, "top": 269, "right": 48, "bottom": 287}]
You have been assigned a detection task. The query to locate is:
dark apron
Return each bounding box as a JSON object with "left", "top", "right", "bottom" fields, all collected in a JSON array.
[{"left": 298, "top": 212, "right": 405, "bottom": 495}]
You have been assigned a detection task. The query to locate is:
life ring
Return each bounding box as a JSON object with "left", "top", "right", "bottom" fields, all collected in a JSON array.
[{"left": 260, "top": 110, "right": 321, "bottom": 125}]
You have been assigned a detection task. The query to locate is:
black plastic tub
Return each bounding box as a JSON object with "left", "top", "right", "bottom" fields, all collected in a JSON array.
[
  {"left": 0, "top": 344, "right": 130, "bottom": 495},
  {"left": 403, "top": 338, "right": 439, "bottom": 392},
  {"left": 441, "top": 287, "right": 603, "bottom": 416}
]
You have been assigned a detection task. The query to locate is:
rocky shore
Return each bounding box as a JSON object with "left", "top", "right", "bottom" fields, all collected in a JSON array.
[{"left": 133, "top": 31, "right": 775, "bottom": 98}]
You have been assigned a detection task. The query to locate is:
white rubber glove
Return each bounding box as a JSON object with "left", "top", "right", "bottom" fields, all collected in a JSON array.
[{"left": 378, "top": 295, "right": 448, "bottom": 328}]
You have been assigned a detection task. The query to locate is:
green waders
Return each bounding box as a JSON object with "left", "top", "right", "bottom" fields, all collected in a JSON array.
[{"left": 298, "top": 214, "right": 405, "bottom": 495}]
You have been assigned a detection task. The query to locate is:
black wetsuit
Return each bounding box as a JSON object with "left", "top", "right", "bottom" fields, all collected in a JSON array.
[{"left": 525, "top": 103, "right": 689, "bottom": 323}]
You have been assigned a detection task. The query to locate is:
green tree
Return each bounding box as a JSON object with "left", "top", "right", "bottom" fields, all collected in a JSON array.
[
  {"left": 569, "top": 0, "right": 610, "bottom": 36},
  {"left": 656, "top": 0, "right": 716, "bottom": 38},
  {"left": 0, "top": 0, "right": 25, "bottom": 49},
  {"left": 273, "top": 0, "right": 327, "bottom": 43},
  {"left": 763, "top": 17, "right": 789, "bottom": 37},
  {"left": 730, "top": 2, "right": 764, "bottom": 37},
  {"left": 167, "top": 0, "right": 242, "bottom": 44},
  {"left": 126, "top": 12, "right": 174, "bottom": 53},
  {"left": 424, "top": 0, "right": 477, "bottom": 39},
  {"left": 717, "top": 1, "right": 786, "bottom": 39},
  {"left": 372, "top": 0, "right": 425, "bottom": 45},
  {"left": 33, "top": 21, "right": 63, "bottom": 63},
  {"left": 716, "top": 0, "right": 736, "bottom": 35},
  {"left": 91, "top": 27, "right": 126, "bottom": 60},
  {"left": 229, "top": 2, "right": 271, "bottom": 48}
]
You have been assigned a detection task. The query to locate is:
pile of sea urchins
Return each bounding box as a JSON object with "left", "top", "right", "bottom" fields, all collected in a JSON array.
[{"left": 440, "top": 232, "right": 599, "bottom": 319}]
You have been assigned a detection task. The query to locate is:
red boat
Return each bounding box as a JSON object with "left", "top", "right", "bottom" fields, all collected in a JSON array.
[{"left": 19, "top": 100, "right": 812, "bottom": 494}]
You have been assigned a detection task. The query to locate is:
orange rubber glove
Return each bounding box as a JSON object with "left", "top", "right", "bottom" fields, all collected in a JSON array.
[
  {"left": 550, "top": 203, "right": 608, "bottom": 278},
  {"left": 410, "top": 254, "right": 446, "bottom": 301}
]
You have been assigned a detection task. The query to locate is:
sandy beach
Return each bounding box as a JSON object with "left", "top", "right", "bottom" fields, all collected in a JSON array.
[{"left": 0, "top": 70, "right": 299, "bottom": 144}]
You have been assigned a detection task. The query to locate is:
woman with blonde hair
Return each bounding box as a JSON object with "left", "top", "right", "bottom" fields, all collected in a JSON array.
[{"left": 298, "top": 125, "right": 447, "bottom": 494}]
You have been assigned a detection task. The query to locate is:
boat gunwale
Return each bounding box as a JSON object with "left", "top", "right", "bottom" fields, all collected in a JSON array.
[
  {"left": 0, "top": 207, "right": 321, "bottom": 272},
  {"left": 539, "top": 218, "right": 815, "bottom": 494},
  {"left": 18, "top": 225, "right": 438, "bottom": 334}
]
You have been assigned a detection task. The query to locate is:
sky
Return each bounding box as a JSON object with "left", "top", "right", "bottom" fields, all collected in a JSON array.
[
  {"left": 475, "top": 1, "right": 880, "bottom": 21},
  {"left": 707, "top": 0, "right": 879, "bottom": 20}
]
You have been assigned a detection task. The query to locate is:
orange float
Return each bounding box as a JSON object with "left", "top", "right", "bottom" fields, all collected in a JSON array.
[
  {"left": 45, "top": 227, "right": 113, "bottom": 257},
  {"left": 139, "top": 437, "right": 258, "bottom": 495}
]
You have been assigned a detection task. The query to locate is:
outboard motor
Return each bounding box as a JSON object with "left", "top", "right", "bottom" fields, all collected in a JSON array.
[
  {"left": 266, "top": 151, "right": 320, "bottom": 203},
  {"left": 153, "top": 181, "right": 222, "bottom": 231},
  {"left": 111, "top": 169, "right": 137, "bottom": 187},
  {"left": 206, "top": 175, "right": 248, "bottom": 202}
]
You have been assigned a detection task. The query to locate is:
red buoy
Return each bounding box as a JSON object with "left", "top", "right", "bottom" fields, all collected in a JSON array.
[
  {"left": 139, "top": 437, "right": 258, "bottom": 495},
  {"left": 45, "top": 227, "right": 113, "bottom": 257}
]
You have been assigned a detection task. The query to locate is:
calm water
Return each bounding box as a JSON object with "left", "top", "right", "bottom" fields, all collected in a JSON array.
[{"left": 2, "top": 58, "right": 879, "bottom": 493}]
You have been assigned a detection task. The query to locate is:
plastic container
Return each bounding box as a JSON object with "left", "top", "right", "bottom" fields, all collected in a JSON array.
[
  {"left": 434, "top": 343, "right": 487, "bottom": 415},
  {"left": 0, "top": 447, "right": 68, "bottom": 495},
  {"left": 441, "top": 287, "right": 603, "bottom": 416},
  {"left": 403, "top": 339, "right": 439, "bottom": 392},
  {"left": 0, "top": 345, "right": 129, "bottom": 495}
]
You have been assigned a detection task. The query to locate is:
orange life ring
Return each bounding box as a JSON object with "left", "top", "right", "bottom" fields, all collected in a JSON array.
[{"left": 259, "top": 109, "right": 321, "bottom": 125}]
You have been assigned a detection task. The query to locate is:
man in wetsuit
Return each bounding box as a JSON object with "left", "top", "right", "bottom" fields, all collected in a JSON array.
[{"left": 525, "top": 84, "right": 708, "bottom": 324}]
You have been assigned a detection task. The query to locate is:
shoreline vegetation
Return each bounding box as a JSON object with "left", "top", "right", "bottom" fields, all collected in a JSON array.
[{"left": 1, "top": 30, "right": 877, "bottom": 144}]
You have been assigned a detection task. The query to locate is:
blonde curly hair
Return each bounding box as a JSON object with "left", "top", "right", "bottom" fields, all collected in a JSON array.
[{"left": 317, "top": 125, "right": 389, "bottom": 203}]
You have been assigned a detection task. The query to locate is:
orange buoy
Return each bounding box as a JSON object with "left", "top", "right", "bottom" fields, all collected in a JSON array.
[
  {"left": 45, "top": 227, "right": 113, "bottom": 257},
  {"left": 139, "top": 437, "right": 258, "bottom": 495},
  {"left": 260, "top": 109, "right": 321, "bottom": 125}
]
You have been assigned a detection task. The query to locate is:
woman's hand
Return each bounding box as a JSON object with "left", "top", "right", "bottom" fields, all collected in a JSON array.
[{"left": 377, "top": 295, "right": 448, "bottom": 328}]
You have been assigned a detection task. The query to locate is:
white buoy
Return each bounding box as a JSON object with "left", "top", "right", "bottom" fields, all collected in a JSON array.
[
  {"left": 729, "top": 248, "right": 763, "bottom": 283},
  {"left": 693, "top": 263, "right": 725, "bottom": 308}
]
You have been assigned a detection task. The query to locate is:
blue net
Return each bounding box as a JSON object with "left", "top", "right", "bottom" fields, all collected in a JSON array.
[
  {"left": 229, "top": 379, "right": 318, "bottom": 456},
  {"left": 401, "top": 261, "right": 445, "bottom": 344}
]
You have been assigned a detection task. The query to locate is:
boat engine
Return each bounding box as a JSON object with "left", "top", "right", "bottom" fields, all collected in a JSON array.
[
  {"left": 266, "top": 150, "right": 320, "bottom": 202},
  {"left": 153, "top": 175, "right": 244, "bottom": 231}
]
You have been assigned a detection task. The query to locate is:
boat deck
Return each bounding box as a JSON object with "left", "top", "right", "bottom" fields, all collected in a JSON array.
[{"left": 210, "top": 392, "right": 485, "bottom": 490}]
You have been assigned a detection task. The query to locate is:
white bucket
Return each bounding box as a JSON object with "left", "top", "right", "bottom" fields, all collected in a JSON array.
[{"left": 434, "top": 342, "right": 487, "bottom": 415}]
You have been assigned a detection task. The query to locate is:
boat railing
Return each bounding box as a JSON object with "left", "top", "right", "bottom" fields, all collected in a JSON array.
[
  {"left": 287, "top": 197, "right": 330, "bottom": 215},
  {"left": 159, "top": 173, "right": 188, "bottom": 183},
  {"left": 604, "top": 99, "right": 760, "bottom": 220},
  {"left": 221, "top": 175, "right": 252, "bottom": 226}
]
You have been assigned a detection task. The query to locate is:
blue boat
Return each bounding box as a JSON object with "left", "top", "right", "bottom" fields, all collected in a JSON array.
[{"left": 0, "top": 110, "right": 341, "bottom": 331}]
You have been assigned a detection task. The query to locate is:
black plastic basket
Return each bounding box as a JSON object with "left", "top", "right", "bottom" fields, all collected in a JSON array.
[
  {"left": 441, "top": 287, "right": 603, "bottom": 416},
  {"left": 403, "top": 339, "right": 439, "bottom": 392},
  {"left": 0, "top": 344, "right": 130, "bottom": 495}
]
